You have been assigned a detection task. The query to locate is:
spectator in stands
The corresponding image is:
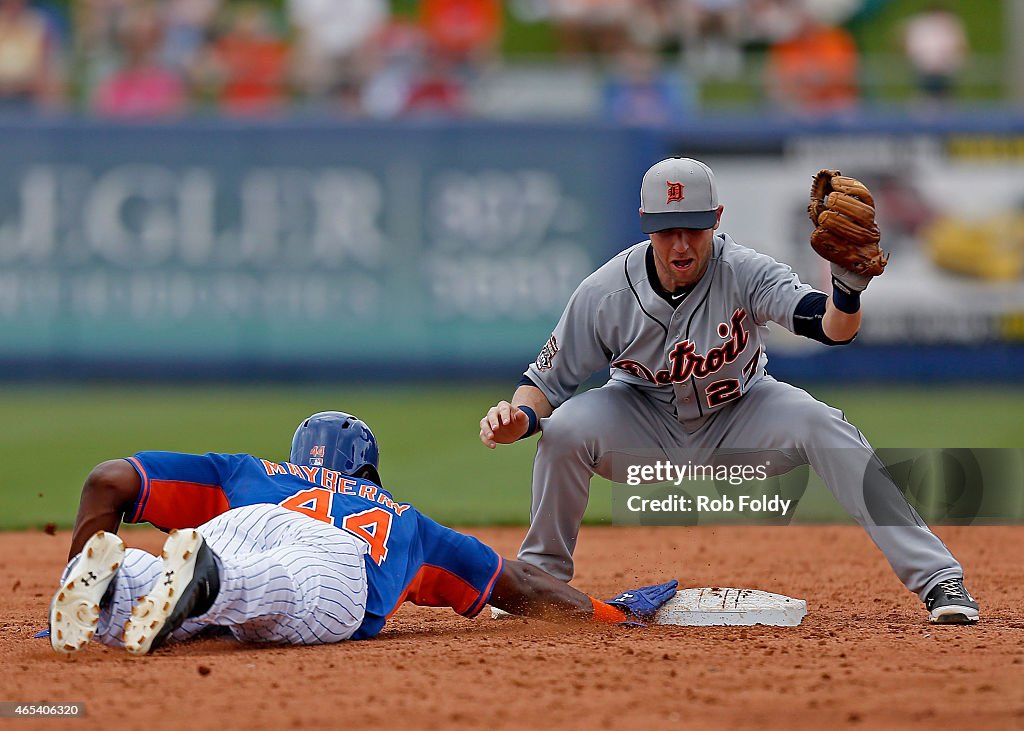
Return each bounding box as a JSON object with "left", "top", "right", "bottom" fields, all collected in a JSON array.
[
  {"left": 743, "top": 0, "right": 804, "bottom": 47},
  {"left": 288, "top": 0, "right": 386, "bottom": 104},
  {"left": 402, "top": 51, "right": 466, "bottom": 118},
  {"left": 678, "top": 0, "right": 744, "bottom": 80},
  {"left": 764, "top": 9, "right": 859, "bottom": 116},
  {"left": 74, "top": 0, "right": 128, "bottom": 107},
  {"left": 159, "top": 0, "right": 221, "bottom": 76},
  {"left": 902, "top": 2, "right": 968, "bottom": 106},
  {"left": 354, "top": 16, "right": 468, "bottom": 120},
  {"left": 0, "top": 0, "right": 62, "bottom": 113},
  {"left": 195, "top": 3, "right": 288, "bottom": 117},
  {"left": 616, "top": 0, "right": 674, "bottom": 53},
  {"left": 550, "top": 0, "right": 631, "bottom": 58},
  {"left": 603, "top": 42, "right": 693, "bottom": 125},
  {"left": 421, "top": 0, "right": 502, "bottom": 69},
  {"left": 93, "top": 3, "right": 186, "bottom": 119},
  {"left": 352, "top": 18, "right": 416, "bottom": 118}
]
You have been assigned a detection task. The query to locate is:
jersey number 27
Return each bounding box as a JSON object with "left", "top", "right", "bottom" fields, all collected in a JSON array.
[{"left": 279, "top": 488, "right": 392, "bottom": 565}]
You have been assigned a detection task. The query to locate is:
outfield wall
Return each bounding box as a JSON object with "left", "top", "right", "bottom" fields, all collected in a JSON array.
[{"left": 1, "top": 115, "right": 1022, "bottom": 381}]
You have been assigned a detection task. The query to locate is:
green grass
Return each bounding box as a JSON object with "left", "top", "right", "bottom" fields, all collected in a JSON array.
[{"left": 1, "top": 384, "right": 1022, "bottom": 530}]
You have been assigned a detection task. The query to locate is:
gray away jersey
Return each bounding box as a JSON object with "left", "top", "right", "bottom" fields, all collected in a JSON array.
[{"left": 526, "top": 234, "right": 815, "bottom": 425}]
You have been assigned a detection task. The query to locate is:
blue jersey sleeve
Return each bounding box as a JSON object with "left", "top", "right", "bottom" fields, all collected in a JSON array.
[
  {"left": 352, "top": 511, "right": 504, "bottom": 640},
  {"left": 401, "top": 514, "right": 504, "bottom": 618},
  {"left": 125, "top": 452, "right": 250, "bottom": 529}
]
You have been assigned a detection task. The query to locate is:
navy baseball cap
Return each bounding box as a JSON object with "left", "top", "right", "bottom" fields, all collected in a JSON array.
[{"left": 639, "top": 157, "right": 719, "bottom": 233}]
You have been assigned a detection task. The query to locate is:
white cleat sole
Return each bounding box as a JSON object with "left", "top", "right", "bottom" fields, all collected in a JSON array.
[
  {"left": 929, "top": 605, "right": 980, "bottom": 624},
  {"left": 49, "top": 531, "right": 125, "bottom": 654},
  {"left": 123, "top": 529, "right": 204, "bottom": 655}
]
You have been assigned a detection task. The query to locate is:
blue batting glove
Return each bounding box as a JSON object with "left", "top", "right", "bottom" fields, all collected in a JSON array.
[{"left": 607, "top": 580, "right": 678, "bottom": 622}]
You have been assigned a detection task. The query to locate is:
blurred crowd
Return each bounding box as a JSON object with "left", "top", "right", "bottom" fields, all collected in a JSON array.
[{"left": 0, "top": 0, "right": 971, "bottom": 122}]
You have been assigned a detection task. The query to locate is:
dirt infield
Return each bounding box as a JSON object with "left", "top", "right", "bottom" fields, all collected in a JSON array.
[{"left": 3, "top": 524, "right": 1023, "bottom": 730}]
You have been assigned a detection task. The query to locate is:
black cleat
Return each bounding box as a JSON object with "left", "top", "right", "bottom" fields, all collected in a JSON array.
[
  {"left": 123, "top": 529, "right": 221, "bottom": 654},
  {"left": 925, "top": 578, "right": 979, "bottom": 624}
]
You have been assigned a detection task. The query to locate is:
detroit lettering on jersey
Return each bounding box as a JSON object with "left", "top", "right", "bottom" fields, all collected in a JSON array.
[
  {"left": 523, "top": 236, "right": 814, "bottom": 421},
  {"left": 611, "top": 308, "right": 749, "bottom": 385}
]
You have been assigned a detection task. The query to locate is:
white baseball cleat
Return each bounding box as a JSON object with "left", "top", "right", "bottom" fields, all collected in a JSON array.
[
  {"left": 49, "top": 531, "right": 125, "bottom": 654},
  {"left": 123, "top": 529, "right": 221, "bottom": 655}
]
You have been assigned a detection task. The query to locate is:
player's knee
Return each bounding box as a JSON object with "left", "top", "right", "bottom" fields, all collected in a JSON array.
[
  {"left": 790, "top": 399, "right": 845, "bottom": 441},
  {"left": 537, "top": 410, "right": 591, "bottom": 453}
]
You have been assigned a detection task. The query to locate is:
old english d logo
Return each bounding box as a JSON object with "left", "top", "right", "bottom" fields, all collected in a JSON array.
[{"left": 666, "top": 181, "right": 684, "bottom": 203}]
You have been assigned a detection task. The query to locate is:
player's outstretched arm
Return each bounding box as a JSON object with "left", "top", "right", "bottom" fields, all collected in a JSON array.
[
  {"left": 479, "top": 384, "right": 553, "bottom": 448},
  {"left": 821, "top": 295, "right": 861, "bottom": 342},
  {"left": 489, "top": 560, "right": 592, "bottom": 620},
  {"left": 490, "top": 559, "right": 677, "bottom": 625},
  {"left": 806, "top": 169, "right": 884, "bottom": 343},
  {"left": 67, "top": 459, "right": 141, "bottom": 560}
]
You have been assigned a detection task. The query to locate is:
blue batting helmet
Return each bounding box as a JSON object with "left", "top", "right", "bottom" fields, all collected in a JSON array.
[{"left": 289, "top": 411, "right": 381, "bottom": 485}]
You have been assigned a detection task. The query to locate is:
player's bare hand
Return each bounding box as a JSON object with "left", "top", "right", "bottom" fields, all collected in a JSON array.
[{"left": 479, "top": 401, "right": 529, "bottom": 448}]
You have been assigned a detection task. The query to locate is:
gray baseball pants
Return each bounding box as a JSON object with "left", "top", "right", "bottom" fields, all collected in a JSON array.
[{"left": 518, "top": 376, "right": 963, "bottom": 599}]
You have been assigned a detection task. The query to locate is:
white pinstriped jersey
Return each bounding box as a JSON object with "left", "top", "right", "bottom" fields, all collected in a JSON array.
[{"left": 86, "top": 504, "right": 370, "bottom": 647}]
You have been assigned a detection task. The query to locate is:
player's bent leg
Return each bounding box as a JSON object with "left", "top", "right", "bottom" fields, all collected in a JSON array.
[
  {"left": 718, "top": 377, "right": 968, "bottom": 605},
  {"left": 50, "top": 539, "right": 205, "bottom": 652},
  {"left": 124, "top": 529, "right": 223, "bottom": 654},
  {"left": 520, "top": 381, "right": 684, "bottom": 581},
  {"left": 197, "top": 505, "right": 369, "bottom": 645},
  {"left": 780, "top": 389, "right": 966, "bottom": 601}
]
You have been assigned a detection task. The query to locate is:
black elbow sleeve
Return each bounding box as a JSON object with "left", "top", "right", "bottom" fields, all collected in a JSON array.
[{"left": 792, "top": 292, "right": 855, "bottom": 346}]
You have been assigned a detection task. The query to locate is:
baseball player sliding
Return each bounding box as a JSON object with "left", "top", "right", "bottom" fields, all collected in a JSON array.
[
  {"left": 480, "top": 157, "right": 979, "bottom": 625},
  {"left": 48, "top": 411, "right": 678, "bottom": 655}
]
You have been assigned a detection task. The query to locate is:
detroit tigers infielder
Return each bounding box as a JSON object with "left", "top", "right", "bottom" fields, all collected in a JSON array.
[
  {"left": 49, "top": 411, "right": 677, "bottom": 654},
  {"left": 480, "top": 157, "right": 979, "bottom": 624}
]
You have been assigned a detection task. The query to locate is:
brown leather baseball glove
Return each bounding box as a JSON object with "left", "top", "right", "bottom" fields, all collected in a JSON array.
[{"left": 807, "top": 169, "right": 889, "bottom": 277}]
